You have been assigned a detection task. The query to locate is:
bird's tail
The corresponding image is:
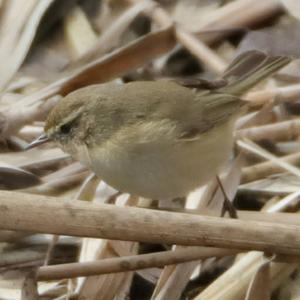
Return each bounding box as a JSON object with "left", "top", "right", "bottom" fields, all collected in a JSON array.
[{"left": 219, "top": 50, "right": 291, "bottom": 96}]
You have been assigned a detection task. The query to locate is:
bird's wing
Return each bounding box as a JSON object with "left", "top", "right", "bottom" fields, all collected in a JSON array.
[{"left": 177, "top": 92, "right": 245, "bottom": 141}]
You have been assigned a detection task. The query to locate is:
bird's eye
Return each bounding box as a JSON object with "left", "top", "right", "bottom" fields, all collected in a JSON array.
[{"left": 60, "top": 124, "right": 71, "bottom": 134}]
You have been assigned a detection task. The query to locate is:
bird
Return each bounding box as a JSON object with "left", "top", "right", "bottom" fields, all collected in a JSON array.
[{"left": 27, "top": 50, "right": 290, "bottom": 201}]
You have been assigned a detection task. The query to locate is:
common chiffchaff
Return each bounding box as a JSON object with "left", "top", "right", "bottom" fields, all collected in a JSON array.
[{"left": 28, "top": 51, "right": 290, "bottom": 200}]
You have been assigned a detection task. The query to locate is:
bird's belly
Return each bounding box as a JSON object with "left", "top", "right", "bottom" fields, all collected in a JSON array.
[{"left": 89, "top": 123, "right": 234, "bottom": 200}]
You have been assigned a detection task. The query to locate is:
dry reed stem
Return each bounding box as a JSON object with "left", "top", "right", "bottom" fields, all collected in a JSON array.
[
  {"left": 27, "top": 171, "right": 89, "bottom": 196},
  {"left": 241, "top": 152, "right": 300, "bottom": 183},
  {"left": 244, "top": 260, "right": 271, "bottom": 300},
  {"left": 127, "top": 0, "right": 227, "bottom": 74},
  {"left": 72, "top": 1, "right": 155, "bottom": 66},
  {"left": 198, "top": 0, "right": 283, "bottom": 44},
  {"left": 0, "top": 0, "right": 54, "bottom": 91},
  {"left": 236, "top": 118, "right": 300, "bottom": 141},
  {"left": 246, "top": 84, "right": 300, "bottom": 106},
  {"left": 42, "top": 162, "right": 85, "bottom": 182},
  {"left": 78, "top": 195, "right": 139, "bottom": 300},
  {"left": 10, "top": 148, "right": 68, "bottom": 171},
  {"left": 37, "top": 247, "right": 238, "bottom": 281},
  {"left": 131, "top": 0, "right": 282, "bottom": 46},
  {"left": 151, "top": 161, "right": 241, "bottom": 300},
  {"left": 0, "top": 95, "right": 60, "bottom": 138},
  {"left": 175, "top": 28, "right": 226, "bottom": 74},
  {"left": 0, "top": 27, "right": 176, "bottom": 138},
  {"left": 237, "top": 139, "right": 300, "bottom": 178},
  {"left": 236, "top": 103, "right": 276, "bottom": 130},
  {"left": 19, "top": 27, "right": 174, "bottom": 101},
  {"left": 0, "top": 249, "right": 44, "bottom": 268},
  {"left": 267, "top": 191, "right": 300, "bottom": 213},
  {"left": 0, "top": 0, "right": 294, "bottom": 298},
  {"left": 195, "top": 253, "right": 296, "bottom": 300},
  {"left": 56, "top": 26, "right": 175, "bottom": 96},
  {"left": 0, "top": 191, "right": 300, "bottom": 255},
  {"left": 194, "top": 192, "right": 300, "bottom": 300}
]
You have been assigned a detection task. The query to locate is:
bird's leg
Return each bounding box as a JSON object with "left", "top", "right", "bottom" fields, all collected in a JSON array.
[{"left": 216, "top": 175, "right": 238, "bottom": 219}]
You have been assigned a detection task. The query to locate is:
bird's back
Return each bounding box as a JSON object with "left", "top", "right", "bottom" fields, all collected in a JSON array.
[{"left": 88, "top": 80, "right": 244, "bottom": 143}]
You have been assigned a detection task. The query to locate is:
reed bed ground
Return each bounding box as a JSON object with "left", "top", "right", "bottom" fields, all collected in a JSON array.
[{"left": 1, "top": 0, "right": 300, "bottom": 299}]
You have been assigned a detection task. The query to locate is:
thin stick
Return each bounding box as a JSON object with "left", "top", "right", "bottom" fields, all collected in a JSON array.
[
  {"left": 131, "top": 0, "right": 282, "bottom": 47},
  {"left": 241, "top": 152, "right": 300, "bottom": 183},
  {"left": 236, "top": 119, "right": 300, "bottom": 142},
  {"left": 216, "top": 175, "right": 238, "bottom": 219},
  {"left": 1, "top": 191, "right": 300, "bottom": 255},
  {"left": 198, "top": 0, "right": 282, "bottom": 44},
  {"left": 175, "top": 28, "right": 226, "bottom": 74},
  {"left": 43, "top": 235, "right": 59, "bottom": 266},
  {"left": 72, "top": 1, "right": 155, "bottom": 66},
  {"left": 194, "top": 192, "right": 300, "bottom": 300},
  {"left": 246, "top": 84, "right": 300, "bottom": 107},
  {"left": 127, "top": 0, "right": 227, "bottom": 74},
  {"left": 37, "top": 247, "right": 238, "bottom": 281},
  {"left": 237, "top": 139, "right": 300, "bottom": 178},
  {"left": 1, "top": 26, "right": 176, "bottom": 138}
]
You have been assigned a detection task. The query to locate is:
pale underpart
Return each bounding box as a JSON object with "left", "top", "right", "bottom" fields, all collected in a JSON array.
[{"left": 81, "top": 118, "right": 236, "bottom": 200}]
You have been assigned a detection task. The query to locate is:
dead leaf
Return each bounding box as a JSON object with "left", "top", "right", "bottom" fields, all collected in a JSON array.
[
  {"left": 0, "top": 162, "right": 41, "bottom": 189},
  {"left": 5, "top": 26, "right": 176, "bottom": 133},
  {"left": 239, "top": 173, "right": 300, "bottom": 195},
  {"left": 77, "top": 195, "right": 138, "bottom": 300},
  {"left": 0, "top": 0, "right": 55, "bottom": 91},
  {"left": 244, "top": 259, "right": 271, "bottom": 300},
  {"left": 71, "top": 1, "right": 155, "bottom": 67}
]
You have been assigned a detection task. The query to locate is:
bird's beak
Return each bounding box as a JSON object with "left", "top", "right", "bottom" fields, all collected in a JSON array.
[{"left": 26, "top": 134, "right": 50, "bottom": 150}]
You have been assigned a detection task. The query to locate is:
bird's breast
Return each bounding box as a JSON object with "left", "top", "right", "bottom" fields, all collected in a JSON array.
[{"left": 85, "top": 120, "right": 235, "bottom": 200}]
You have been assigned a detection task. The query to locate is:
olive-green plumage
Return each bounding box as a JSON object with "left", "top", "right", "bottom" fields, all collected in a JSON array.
[
  {"left": 40, "top": 51, "right": 290, "bottom": 200},
  {"left": 46, "top": 81, "right": 243, "bottom": 143}
]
